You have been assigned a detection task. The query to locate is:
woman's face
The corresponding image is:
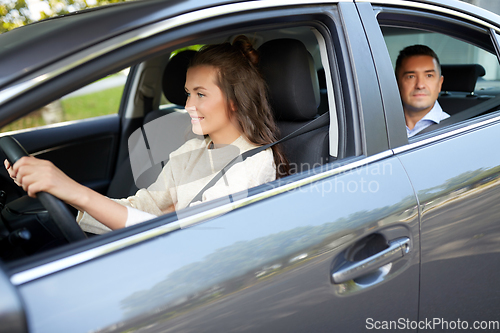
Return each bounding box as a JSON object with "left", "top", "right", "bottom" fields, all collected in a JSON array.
[{"left": 185, "top": 65, "right": 240, "bottom": 145}]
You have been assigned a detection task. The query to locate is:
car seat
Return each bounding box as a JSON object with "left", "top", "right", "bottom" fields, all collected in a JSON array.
[
  {"left": 106, "top": 50, "right": 196, "bottom": 198},
  {"left": 258, "top": 38, "right": 330, "bottom": 173},
  {"left": 439, "top": 64, "right": 487, "bottom": 115}
]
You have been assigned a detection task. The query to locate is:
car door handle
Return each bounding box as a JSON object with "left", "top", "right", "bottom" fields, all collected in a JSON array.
[{"left": 331, "top": 237, "right": 410, "bottom": 284}]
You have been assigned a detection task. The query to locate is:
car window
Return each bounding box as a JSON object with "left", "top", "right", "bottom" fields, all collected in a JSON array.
[
  {"left": 0, "top": 8, "right": 348, "bottom": 270},
  {"left": 377, "top": 11, "right": 500, "bottom": 139},
  {"left": 383, "top": 28, "right": 500, "bottom": 90},
  {"left": 131, "top": 26, "right": 339, "bottom": 190},
  {"left": 0, "top": 68, "right": 129, "bottom": 133}
]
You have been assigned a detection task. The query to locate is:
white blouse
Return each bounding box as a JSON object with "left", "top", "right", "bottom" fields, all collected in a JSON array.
[{"left": 78, "top": 136, "right": 276, "bottom": 234}]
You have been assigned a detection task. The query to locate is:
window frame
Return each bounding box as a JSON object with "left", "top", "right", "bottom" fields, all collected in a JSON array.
[{"left": 370, "top": 2, "right": 500, "bottom": 148}]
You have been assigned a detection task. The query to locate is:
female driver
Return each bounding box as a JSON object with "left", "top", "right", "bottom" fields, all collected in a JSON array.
[{"left": 5, "top": 36, "right": 288, "bottom": 234}]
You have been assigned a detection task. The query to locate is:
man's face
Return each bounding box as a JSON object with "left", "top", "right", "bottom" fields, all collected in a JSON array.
[{"left": 397, "top": 55, "right": 444, "bottom": 114}]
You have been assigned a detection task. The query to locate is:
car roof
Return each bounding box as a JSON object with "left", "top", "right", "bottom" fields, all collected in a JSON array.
[
  {"left": 0, "top": 0, "right": 499, "bottom": 90},
  {"left": 0, "top": 0, "right": 247, "bottom": 89}
]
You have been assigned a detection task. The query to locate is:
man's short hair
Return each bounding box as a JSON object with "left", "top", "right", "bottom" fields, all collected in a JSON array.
[{"left": 395, "top": 44, "right": 441, "bottom": 77}]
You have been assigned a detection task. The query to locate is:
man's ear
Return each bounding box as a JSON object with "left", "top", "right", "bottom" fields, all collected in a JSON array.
[{"left": 438, "top": 74, "right": 444, "bottom": 91}]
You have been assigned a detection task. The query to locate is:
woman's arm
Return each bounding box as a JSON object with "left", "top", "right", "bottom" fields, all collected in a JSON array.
[{"left": 5, "top": 156, "right": 128, "bottom": 230}]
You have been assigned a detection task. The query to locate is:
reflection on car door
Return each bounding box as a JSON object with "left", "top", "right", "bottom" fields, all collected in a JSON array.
[
  {"left": 369, "top": 2, "right": 500, "bottom": 326},
  {"left": 398, "top": 120, "right": 500, "bottom": 326},
  {"left": 17, "top": 156, "right": 419, "bottom": 332},
  {"left": 0, "top": 263, "right": 27, "bottom": 333}
]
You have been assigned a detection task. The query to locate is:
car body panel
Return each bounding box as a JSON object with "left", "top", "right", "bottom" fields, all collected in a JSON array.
[
  {"left": 18, "top": 156, "right": 419, "bottom": 333},
  {"left": 355, "top": 2, "right": 408, "bottom": 149},
  {"left": 397, "top": 117, "right": 500, "bottom": 324},
  {"left": 338, "top": 2, "right": 389, "bottom": 156},
  {"left": 0, "top": 263, "right": 27, "bottom": 333}
]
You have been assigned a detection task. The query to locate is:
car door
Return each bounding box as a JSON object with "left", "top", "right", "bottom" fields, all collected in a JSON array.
[
  {"left": 2, "top": 1, "right": 420, "bottom": 332},
  {"left": 16, "top": 156, "right": 419, "bottom": 333},
  {"left": 0, "top": 263, "right": 27, "bottom": 333},
  {"left": 365, "top": 0, "right": 500, "bottom": 328}
]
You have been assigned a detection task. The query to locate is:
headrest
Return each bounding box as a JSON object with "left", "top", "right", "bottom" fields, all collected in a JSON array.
[
  {"left": 441, "top": 64, "right": 485, "bottom": 93},
  {"left": 258, "top": 39, "right": 320, "bottom": 122},
  {"left": 162, "top": 50, "right": 197, "bottom": 106}
]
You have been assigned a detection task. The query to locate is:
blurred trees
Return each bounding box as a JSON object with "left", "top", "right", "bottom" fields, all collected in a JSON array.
[{"left": 1, "top": 0, "right": 128, "bottom": 33}]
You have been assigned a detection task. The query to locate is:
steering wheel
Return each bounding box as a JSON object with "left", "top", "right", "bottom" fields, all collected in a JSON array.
[{"left": 0, "top": 136, "right": 86, "bottom": 242}]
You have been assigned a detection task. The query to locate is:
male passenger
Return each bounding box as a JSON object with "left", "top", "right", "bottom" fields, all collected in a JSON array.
[{"left": 395, "top": 45, "right": 450, "bottom": 137}]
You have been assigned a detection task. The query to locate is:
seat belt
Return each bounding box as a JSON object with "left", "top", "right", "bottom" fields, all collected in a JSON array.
[{"left": 187, "top": 112, "right": 330, "bottom": 205}]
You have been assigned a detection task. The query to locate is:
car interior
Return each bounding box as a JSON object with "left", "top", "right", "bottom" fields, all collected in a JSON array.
[
  {"left": 381, "top": 25, "right": 500, "bottom": 135},
  {"left": 112, "top": 26, "right": 337, "bottom": 197},
  {"left": 0, "top": 24, "right": 339, "bottom": 263}
]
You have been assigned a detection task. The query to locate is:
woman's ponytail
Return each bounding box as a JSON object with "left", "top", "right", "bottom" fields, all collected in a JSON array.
[{"left": 232, "top": 35, "right": 259, "bottom": 67}]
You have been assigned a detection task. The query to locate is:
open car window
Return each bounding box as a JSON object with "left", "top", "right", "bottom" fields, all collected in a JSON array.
[
  {"left": 378, "top": 11, "right": 500, "bottom": 140},
  {"left": 129, "top": 28, "right": 337, "bottom": 191},
  {"left": 0, "top": 20, "right": 344, "bottom": 264}
]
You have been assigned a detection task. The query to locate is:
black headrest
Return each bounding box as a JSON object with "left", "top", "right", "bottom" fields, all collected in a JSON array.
[
  {"left": 258, "top": 39, "right": 320, "bottom": 122},
  {"left": 162, "top": 50, "right": 197, "bottom": 106},
  {"left": 441, "top": 64, "right": 485, "bottom": 93}
]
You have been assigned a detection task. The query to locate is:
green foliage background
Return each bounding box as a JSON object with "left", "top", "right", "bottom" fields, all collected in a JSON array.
[{"left": 1, "top": 0, "right": 129, "bottom": 34}]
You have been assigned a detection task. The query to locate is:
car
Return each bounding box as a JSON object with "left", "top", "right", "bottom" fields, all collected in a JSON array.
[{"left": 0, "top": 0, "right": 500, "bottom": 332}]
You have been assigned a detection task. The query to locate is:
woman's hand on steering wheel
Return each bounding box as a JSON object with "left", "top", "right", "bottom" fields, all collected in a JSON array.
[
  {"left": 0, "top": 136, "right": 87, "bottom": 242},
  {"left": 1, "top": 136, "right": 129, "bottom": 234},
  {"left": 5, "top": 156, "right": 85, "bottom": 208}
]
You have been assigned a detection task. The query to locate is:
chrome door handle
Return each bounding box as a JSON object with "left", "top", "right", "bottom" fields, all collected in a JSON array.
[{"left": 332, "top": 237, "right": 410, "bottom": 284}]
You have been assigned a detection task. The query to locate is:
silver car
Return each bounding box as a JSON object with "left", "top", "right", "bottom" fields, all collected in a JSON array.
[{"left": 0, "top": 0, "right": 499, "bottom": 332}]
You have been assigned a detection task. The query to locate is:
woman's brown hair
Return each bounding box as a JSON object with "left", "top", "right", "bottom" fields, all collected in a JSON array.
[{"left": 189, "top": 35, "right": 289, "bottom": 178}]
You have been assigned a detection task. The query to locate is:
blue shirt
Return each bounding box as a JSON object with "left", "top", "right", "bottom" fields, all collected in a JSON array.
[{"left": 406, "top": 102, "right": 450, "bottom": 137}]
